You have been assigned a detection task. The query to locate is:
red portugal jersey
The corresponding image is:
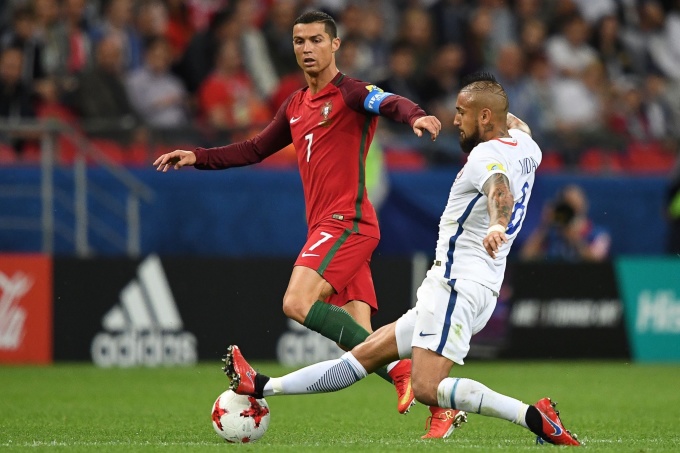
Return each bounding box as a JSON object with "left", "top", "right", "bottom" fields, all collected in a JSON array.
[{"left": 193, "top": 72, "right": 427, "bottom": 238}]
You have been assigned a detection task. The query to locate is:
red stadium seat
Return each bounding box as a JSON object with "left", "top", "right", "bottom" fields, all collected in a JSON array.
[
  {"left": 57, "top": 135, "right": 79, "bottom": 165},
  {"left": 537, "top": 151, "right": 564, "bottom": 172},
  {"left": 578, "top": 148, "right": 624, "bottom": 173},
  {"left": 0, "top": 143, "right": 18, "bottom": 164},
  {"left": 127, "top": 142, "right": 153, "bottom": 167},
  {"left": 624, "top": 142, "right": 676, "bottom": 174},
  {"left": 384, "top": 148, "right": 426, "bottom": 170},
  {"left": 90, "top": 139, "right": 126, "bottom": 164},
  {"left": 21, "top": 142, "right": 42, "bottom": 164}
]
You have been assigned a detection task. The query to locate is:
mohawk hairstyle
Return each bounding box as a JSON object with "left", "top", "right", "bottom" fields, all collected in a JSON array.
[
  {"left": 460, "top": 71, "right": 508, "bottom": 111},
  {"left": 460, "top": 71, "right": 499, "bottom": 87},
  {"left": 294, "top": 10, "right": 338, "bottom": 39}
]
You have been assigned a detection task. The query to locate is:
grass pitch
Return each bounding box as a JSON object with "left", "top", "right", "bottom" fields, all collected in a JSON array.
[{"left": 1, "top": 361, "right": 678, "bottom": 452}]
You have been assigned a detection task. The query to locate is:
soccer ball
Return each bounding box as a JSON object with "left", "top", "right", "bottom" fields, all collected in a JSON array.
[{"left": 211, "top": 389, "right": 270, "bottom": 443}]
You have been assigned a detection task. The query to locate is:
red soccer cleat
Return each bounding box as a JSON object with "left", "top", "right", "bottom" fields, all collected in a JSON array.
[
  {"left": 421, "top": 407, "right": 468, "bottom": 439},
  {"left": 222, "top": 345, "right": 257, "bottom": 396},
  {"left": 534, "top": 397, "right": 581, "bottom": 446},
  {"left": 388, "top": 359, "right": 416, "bottom": 414}
]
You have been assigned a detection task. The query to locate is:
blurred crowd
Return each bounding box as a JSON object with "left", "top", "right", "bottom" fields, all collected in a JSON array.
[{"left": 1, "top": 0, "right": 680, "bottom": 169}]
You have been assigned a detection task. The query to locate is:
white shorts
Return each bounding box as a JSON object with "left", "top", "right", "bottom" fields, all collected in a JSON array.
[{"left": 395, "top": 271, "right": 497, "bottom": 365}]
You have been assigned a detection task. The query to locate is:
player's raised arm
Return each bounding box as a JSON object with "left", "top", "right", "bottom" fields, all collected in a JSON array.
[
  {"left": 482, "top": 173, "right": 514, "bottom": 259},
  {"left": 507, "top": 112, "right": 531, "bottom": 136}
]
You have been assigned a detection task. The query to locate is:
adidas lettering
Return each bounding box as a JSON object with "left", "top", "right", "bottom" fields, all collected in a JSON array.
[{"left": 90, "top": 255, "right": 198, "bottom": 367}]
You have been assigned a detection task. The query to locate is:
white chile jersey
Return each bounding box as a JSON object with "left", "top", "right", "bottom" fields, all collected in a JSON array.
[{"left": 434, "top": 129, "right": 542, "bottom": 293}]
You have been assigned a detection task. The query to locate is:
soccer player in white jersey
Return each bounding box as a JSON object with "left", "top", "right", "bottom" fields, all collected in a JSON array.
[{"left": 222, "top": 73, "right": 581, "bottom": 446}]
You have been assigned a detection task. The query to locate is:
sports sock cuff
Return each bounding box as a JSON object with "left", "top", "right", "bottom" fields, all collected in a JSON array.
[
  {"left": 340, "top": 352, "right": 368, "bottom": 379},
  {"left": 437, "top": 377, "right": 457, "bottom": 409},
  {"left": 525, "top": 405, "right": 544, "bottom": 436},
  {"left": 385, "top": 361, "right": 398, "bottom": 373},
  {"left": 253, "top": 373, "right": 269, "bottom": 399},
  {"left": 303, "top": 301, "right": 370, "bottom": 350}
]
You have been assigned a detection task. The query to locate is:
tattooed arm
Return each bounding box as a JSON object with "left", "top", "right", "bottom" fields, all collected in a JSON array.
[{"left": 482, "top": 173, "right": 514, "bottom": 258}]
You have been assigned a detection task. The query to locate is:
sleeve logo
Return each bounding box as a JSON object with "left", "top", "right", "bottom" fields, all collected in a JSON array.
[
  {"left": 365, "top": 84, "right": 384, "bottom": 93},
  {"left": 486, "top": 162, "right": 506, "bottom": 172}
]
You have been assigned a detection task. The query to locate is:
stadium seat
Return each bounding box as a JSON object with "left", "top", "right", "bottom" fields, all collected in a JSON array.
[
  {"left": 89, "top": 139, "right": 126, "bottom": 165},
  {"left": 20, "top": 142, "right": 42, "bottom": 164},
  {"left": 0, "top": 143, "right": 18, "bottom": 164},
  {"left": 578, "top": 148, "right": 624, "bottom": 173},
  {"left": 57, "top": 135, "right": 79, "bottom": 165},
  {"left": 127, "top": 142, "right": 154, "bottom": 167},
  {"left": 624, "top": 142, "right": 676, "bottom": 174},
  {"left": 537, "top": 151, "right": 564, "bottom": 172},
  {"left": 384, "top": 148, "right": 426, "bottom": 170}
]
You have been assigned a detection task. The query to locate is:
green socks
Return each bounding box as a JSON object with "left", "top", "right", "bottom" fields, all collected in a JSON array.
[
  {"left": 303, "top": 301, "right": 370, "bottom": 349},
  {"left": 302, "top": 301, "right": 393, "bottom": 383}
]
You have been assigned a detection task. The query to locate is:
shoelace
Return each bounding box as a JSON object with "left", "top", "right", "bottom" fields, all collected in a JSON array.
[
  {"left": 394, "top": 375, "right": 409, "bottom": 392},
  {"left": 423, "top": 410, "right": 453, "bottom": 430}
]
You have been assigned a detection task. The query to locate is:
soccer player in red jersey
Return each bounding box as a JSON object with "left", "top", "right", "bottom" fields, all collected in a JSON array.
[{"left": 154, "top": 10, "right": 440, "bottom": 419}]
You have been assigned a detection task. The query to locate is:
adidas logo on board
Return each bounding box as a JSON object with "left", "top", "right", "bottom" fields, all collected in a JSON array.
[{"left": 91, "top": 255, "right": 197, "bottom": 367}]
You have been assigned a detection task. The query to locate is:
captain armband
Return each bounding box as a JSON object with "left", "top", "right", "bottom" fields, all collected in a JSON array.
[{"left": 363, "top": 85, "right": 394, "bottom": 114}]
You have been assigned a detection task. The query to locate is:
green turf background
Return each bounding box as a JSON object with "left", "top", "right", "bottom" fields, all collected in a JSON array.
[{"left": 1, "top": 361, "right": 678, "bottom": 451}]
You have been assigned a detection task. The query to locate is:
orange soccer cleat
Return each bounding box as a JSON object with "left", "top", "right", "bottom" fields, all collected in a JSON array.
[
  {"left": 388, "top": 359, "right": 416, "bottom": 414},
  {"left": 222, "top": 345, "right": 258, "bottom": 397},
  {"left": 421, "top": 406, "right": 468, "bottom": 439},
  {"left": 534, "top": 397, "right": 581, "bottom": 446}
]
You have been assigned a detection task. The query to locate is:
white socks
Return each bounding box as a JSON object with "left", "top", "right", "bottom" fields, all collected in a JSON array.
[
  {"left": 263, "top": 352, "right": 368, "bottom": 397},
  {"left": 437, "top": 377, "right": 530, "bottom": 428},
  {"left": 385, "top": 360, "right": 400, "bottom": 373}
]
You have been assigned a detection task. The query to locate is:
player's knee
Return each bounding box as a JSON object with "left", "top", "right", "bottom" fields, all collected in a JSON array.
[{"left": 282, "top": 294, "right": 310, "bottom": 323}]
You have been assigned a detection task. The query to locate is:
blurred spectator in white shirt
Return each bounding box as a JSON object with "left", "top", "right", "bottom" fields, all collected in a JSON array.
[
  {"left": 646, "top": 4, "right": 680, "bottom": 81},
  {"left": 546, "top": 12, "right": 598, "bottom": 79},
  {"left": 571, "top": 0, "right": 617, "bottom": 25},
  {"left": 233, "top": 0, "right": 278, "bottom": 99},
  {"left": 125, "top": 36, "right": 188, "bottom": 129},
  {"left": 493, "top": 43, "right": 542, "bottom": 132}
]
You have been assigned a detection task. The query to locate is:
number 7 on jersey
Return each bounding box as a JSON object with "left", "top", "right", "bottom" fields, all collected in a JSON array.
[{"left": 304, "top": 133, "right": 313, "bottom": 162}]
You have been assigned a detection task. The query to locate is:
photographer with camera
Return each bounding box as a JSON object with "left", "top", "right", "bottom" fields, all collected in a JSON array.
[{"left": 520, "top": 184, "right": 611, "bottom": 261}]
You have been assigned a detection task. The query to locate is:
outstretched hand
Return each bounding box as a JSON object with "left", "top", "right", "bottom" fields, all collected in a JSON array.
[
  {"left": 412, "top": 115, "right": 441, "bottom": 141},
  {"left": 153, "top": 149, "right": 196, "bottom": 172}
]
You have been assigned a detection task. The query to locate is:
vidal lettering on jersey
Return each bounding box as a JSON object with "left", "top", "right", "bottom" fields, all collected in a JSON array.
[{"left": 519, "top": 156, "right": 539, "bottom": 175}]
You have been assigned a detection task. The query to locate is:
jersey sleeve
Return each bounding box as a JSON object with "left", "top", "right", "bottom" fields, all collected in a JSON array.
[
  {"left": 339, "top": 78, "right": 427, "bottom": 126},
  {"left": 466, "top": 146, "right": 512, "bottom": 194},
  {"left": 193, "top": 94, "right": 295, "bottom": 170}
]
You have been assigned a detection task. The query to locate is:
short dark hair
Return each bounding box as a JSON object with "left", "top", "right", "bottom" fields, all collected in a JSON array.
[
  {"left": 294, "top": 10, "right": 338, "bottom": 39},
  {"left": 460, "top": 72, "right": 509, "bottom": 112},
  {"left": 460, "top": 71, "right": 499, "bottom": 88}
]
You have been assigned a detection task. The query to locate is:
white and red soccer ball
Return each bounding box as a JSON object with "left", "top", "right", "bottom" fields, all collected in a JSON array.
[{"left": 211, "top": 390, "right": 270, "bottom": 443}]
